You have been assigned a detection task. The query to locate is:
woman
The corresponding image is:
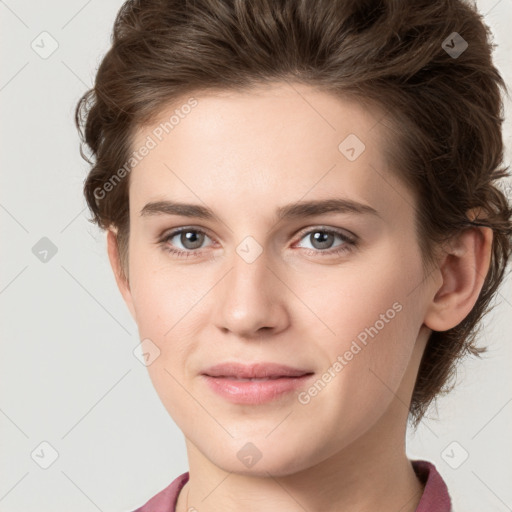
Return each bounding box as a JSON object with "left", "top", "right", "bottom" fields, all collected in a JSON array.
[{"left": 75, "top": 0, "right": 512, "bottom": 510}]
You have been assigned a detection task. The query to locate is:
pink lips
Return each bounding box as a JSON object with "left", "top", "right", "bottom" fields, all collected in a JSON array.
[{"left": 201, "top": 362, "right": 314, "bottom": 404}]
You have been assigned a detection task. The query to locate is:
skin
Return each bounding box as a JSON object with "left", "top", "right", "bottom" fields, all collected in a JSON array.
[{"left": 106, "top": 81, "right": 492, "bottom": 512}]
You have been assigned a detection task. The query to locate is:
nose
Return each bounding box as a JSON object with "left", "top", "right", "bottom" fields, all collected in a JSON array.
[{"left": 212, "top": 250, "right": 290, "bottom": 339}]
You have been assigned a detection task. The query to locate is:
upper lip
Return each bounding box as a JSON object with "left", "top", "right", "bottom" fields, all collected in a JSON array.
[{"left": 202, "top": 362, "right": 313, "bottom": 379}]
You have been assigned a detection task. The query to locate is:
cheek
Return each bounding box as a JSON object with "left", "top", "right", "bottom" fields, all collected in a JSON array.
[
  {"left": 301, "top": 252, "right": 417, "bottom": 342},
  {"left": 129, "top": 245, "right": 203, "bottom": 334},
  {"left": 129, "top": 262, "right": 200, "bottom": 421},
  {"left": 128, "top": 251, "right": 208, "bottom": 396},
  {"left": 309, "top": 245, "right": 424, "bottom": 384},
  {"left": 292, "top": 270, "right": 422, "bottom": 441}
]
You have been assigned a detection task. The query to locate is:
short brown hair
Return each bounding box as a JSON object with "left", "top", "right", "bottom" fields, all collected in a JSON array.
[{"left": 75, "top": 0, "right": 512, "bottom": 428}]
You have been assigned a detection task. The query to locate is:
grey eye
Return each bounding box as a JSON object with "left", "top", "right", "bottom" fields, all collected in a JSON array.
[{"left": 171, "top": 229, "right": 209, "bottom": 250}]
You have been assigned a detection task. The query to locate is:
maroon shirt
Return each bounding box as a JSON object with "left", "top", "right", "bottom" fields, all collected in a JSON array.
[{"left": 131, "top": 459, "right": 452, "bottom": 511}]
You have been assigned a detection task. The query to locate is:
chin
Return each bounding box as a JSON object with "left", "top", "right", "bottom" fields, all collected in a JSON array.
[{"left": 204, "top": 437, "right": 318, "bottom": 478}]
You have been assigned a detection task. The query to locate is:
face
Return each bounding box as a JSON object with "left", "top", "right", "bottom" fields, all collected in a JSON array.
[{"left": 112, "top": 82, "right": 435, "bottom": 476}]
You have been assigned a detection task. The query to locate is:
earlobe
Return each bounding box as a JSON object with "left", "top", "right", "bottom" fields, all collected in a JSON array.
[
  {"left": 423, "top": 225, "right": 493, "bottom": 332},
  {"left": 106, "top": 229, "right": 137, "bottom": 321}
]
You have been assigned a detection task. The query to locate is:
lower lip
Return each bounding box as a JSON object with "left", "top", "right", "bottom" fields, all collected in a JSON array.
[{"left": 201, "top": 374, "right": 314, "bottom": 404}]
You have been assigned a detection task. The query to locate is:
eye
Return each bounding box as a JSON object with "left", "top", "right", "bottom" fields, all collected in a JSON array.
[
  {"left": 293, "top": 227, "right": 357, "bottom": 257},
  {"left": 158, "top": 227, "right": 213, "bottom": 258}
]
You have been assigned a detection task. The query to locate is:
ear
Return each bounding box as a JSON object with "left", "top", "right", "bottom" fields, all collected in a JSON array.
[
  {"left": 423, "top": 213, "right": 493, "bottom": 332},
  {"left": 106, "top": 228, "right": 137, "bottom": 322}
]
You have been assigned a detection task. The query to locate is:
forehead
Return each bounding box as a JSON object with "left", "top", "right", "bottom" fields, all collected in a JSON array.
[{"left": 129, "top": 82, "right": 412, "bottom": 224}]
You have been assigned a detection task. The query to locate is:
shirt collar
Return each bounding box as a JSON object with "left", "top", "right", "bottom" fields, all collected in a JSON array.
[{"left": 411, "top": 459, "right": 453, "bottom": 511}]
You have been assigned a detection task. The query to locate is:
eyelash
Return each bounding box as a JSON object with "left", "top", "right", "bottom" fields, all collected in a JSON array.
[{"left": 157, "top": 226, "right": 358, "bottom": 259}]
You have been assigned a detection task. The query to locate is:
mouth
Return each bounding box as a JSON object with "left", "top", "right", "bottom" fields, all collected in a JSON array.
[{"left": 200, "top": 362, "right": 314, "bottom": 404}]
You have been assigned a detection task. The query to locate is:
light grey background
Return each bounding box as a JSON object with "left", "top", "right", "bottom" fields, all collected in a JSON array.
[{"left": 0, "top": 1, "right": 511, "bottom": 511}]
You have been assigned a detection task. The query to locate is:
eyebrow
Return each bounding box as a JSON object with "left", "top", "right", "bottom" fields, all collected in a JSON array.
[{"left": 140, "top": 198, "right": 381, "bottom": 221}]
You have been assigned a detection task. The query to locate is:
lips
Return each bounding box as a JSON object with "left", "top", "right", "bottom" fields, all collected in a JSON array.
[
  {"left": 202, "top": 362, "right": 313, "bottom": 379},
  {"left": 201, "top": 363, "right": 315, "bottom": 404}
]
